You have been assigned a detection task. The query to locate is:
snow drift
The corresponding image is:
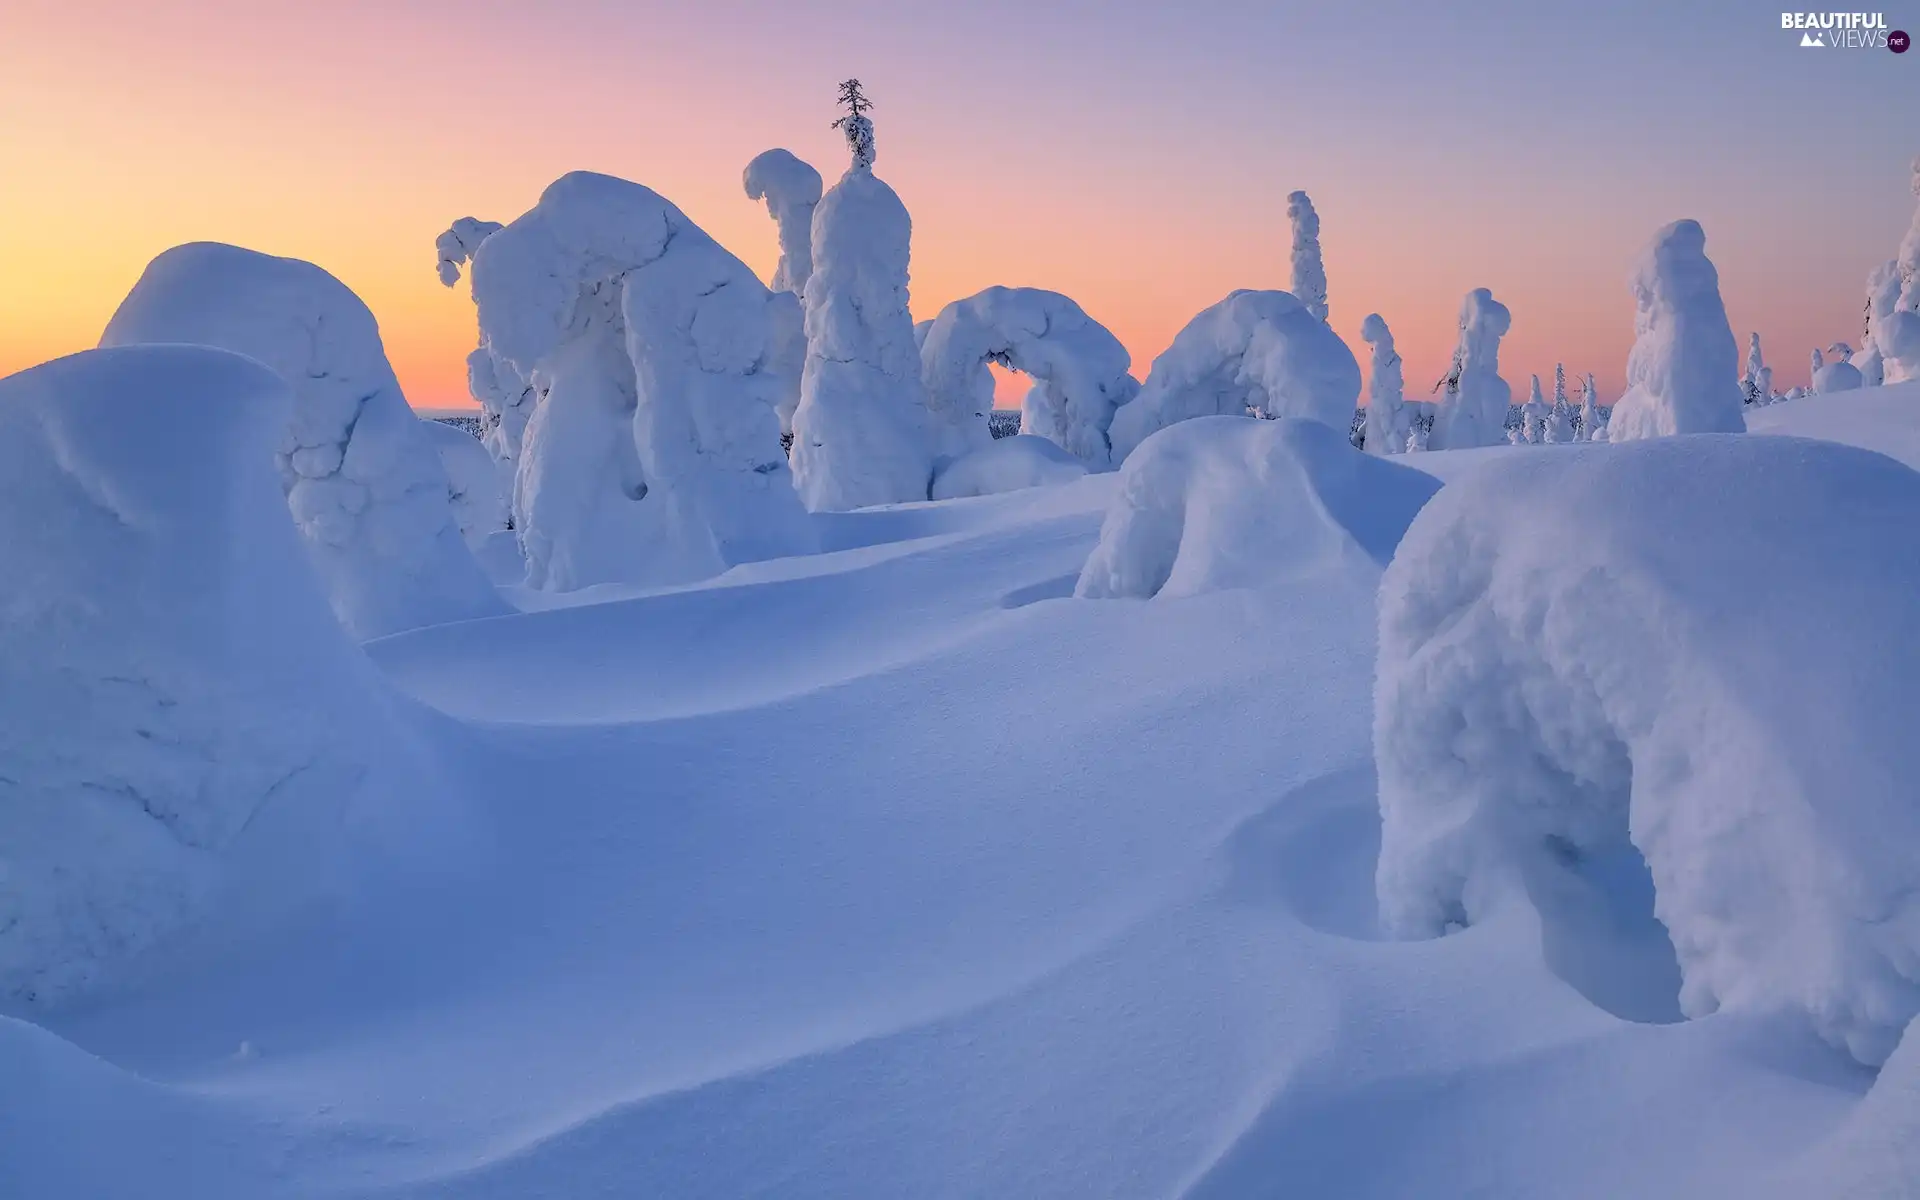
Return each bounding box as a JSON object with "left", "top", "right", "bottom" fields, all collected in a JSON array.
[
  {"left": 789, "top": 165, "right": 935, "bottom": 510},
  {"left": 1106, "top": 290, "right": 1361, "bottom": 463},
  {"left": 930, "top": 434, "right": 1088, "bottom": 500},
  {"left": 1077, "top": 416, "right": 1440, "bottom": 600},
  {"left": 100, "top": 242, "right": 507, "bottom": 639},
  {"left": 1375, "top": 435, "right": 1920, "bottom": 1065},
  {"left": 1607, "top": 220, "right": 1745, "bottom": 440},
  {"left": 920, "top": 285, "right": 1138, "bottom": 468},
  {"left": 0, "top": 346, "right": 398, "bottom": 1004},
  {"left": 468, "top": 171, "right": 814, "bottom": 590}
]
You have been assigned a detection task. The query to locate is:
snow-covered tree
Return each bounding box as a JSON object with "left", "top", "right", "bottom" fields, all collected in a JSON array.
[
  {"left": 1857, "top": 261, "right": 1901, "bottom": 386},
  {"left": 1546, "top": 363, "right": 1572, "bottom": 443},
  {"left": 1741, "top": 333, "right": 1765, "bottom": 405},
  {"left": 1578, "top": 372, "right": 1600, "bottom": 441},
  {"left": 101, "top": 242, "right": 508, "bottom": 638},
  {"left": 1522, "top": 375, "right": 1548, "bottom": 444},
  {"left": 831, "top": 78, "right": 877, "bottom": 169},
  {"left": 743, "top": 149, "right": 824, "bottom": 298},
  {"left": 920, "top": 286, "right": 1137, "bottom": 468},
  {"left": 1106, "top": 289, "right": 1361, "bottom": 463},
  {"left": 1406, "top": 404, "right": 1431, "bottom": 452},
  {"left": 436, "top": 218, "right": 546, "bottom": 465},
  {"left": 1429, "top": 289, "right": 1512, "bottom": 450},
  {"left": 1756, "top": 366, "right": 1774, "bottom": 404},
  {"left": 1287, "top": 191, "right": 1329, "bottom": 323},
  {"left": 790, "top": 99, "right": 936, "bottom": 510},
  {"left": 1811, "top": 346, "right": 1825, "bottom": 379},
  {"left": 1360, "top": 313, "right": 1408, "bottom": 457},
  {"left": 436, "top": 217, "right": 504, "bottom": 288},
  {"left": 467, "top": 172, "right": 814, "bottom": 590},
  {"left": 1608, "top": 220, "right": 1744, "bottom": 441},
  {"left": 1814, "top": 345, "right": 1863, "bottom": 393}
]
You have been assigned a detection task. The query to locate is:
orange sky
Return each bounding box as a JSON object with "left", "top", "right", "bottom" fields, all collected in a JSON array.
[{"left": 2, "top": 0, "right": 1913, "bottom": 412}]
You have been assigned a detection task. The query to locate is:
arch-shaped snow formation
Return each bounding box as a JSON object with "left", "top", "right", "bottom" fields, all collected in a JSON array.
[
  {"left": 1105, "top": 289, "right": 1360, "bottom": 464},
  {"left": 1376, "top": 436, "right": 1920, "bottom": 1066},
  {"left": 919, "top": 286, "right": 1138, "bottom": 468}
]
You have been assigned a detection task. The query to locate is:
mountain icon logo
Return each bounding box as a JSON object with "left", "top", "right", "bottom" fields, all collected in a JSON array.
[{"left": 1800, "top": 31, "right": 1825, "bottom": 46}]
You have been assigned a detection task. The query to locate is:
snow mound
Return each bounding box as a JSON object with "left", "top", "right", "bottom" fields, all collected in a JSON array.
[
  {"left": 1375, "top": 435, "right": 1920, "bottom": 1065},
  {"left": 418, "top": 418, "right": 510, "bottom": 552},
  {"left": 789, "top": 165, "right": 935, "bottom": 511},
  {"left": 1814, "top": 360, "right": 1865, "bottom": 394},
  {"left": 930, "top": 434, "right": 1088, "bottom": 500},
  {"left": 920, "top": 285, "right": 1138, "bottom": 468},
  {"left": 100, "top": 242, "right": 507, "bottom": 638},
  {"left": 1607, "top": 220, "right": 1745, "bottom": 440},
  {"left": 1076, "top": 416, "right": 1439, "bottom": 600},
  {"left": 1107, "top": 289, "right": 1361, "bottom": 463},
  {"left": 469, "top": 171, "right": 814, "bottom": 590},
  {"left": 0, "top": 346, "right": 391, "bottom": 1003}
]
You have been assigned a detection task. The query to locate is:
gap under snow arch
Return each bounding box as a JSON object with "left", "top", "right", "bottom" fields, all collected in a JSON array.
[{"left": 1374, "top": 434, "right": 1920, "bottom": 1066}]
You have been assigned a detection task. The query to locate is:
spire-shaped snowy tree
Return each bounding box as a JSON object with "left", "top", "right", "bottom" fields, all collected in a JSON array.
[
  {"left": 1578, "top": 371, "right": 1600, "bottom": 441},
  {"left": 1360, "top": 313, "right": 1408, "bottom": 456},
  {"left": 1742, "top": 333, "right": 1765, "bottom": 406},
  {"left": 1429, "top": 289, "right": 1512, "bottom": 449},
  {"left": 1756, "top": 366, "right": 1774, "bottom": 404},
  {"left": 1522, "top": 375, "right": 1546, "bottom": 444},
  {"left": 789, "top": 80, "right": 935, "bottom": 509},
  {"left": 1286, "top": 191, "right": 1329, "bottom": 323},
  {"left": 1545, "top": 363, "right": 1572, "bottom": 442},
  {"left": 1811, "top": 346, "right": 1825, "bottom": 380},
  {"left": 1608, "top": 219, "right": 1744, "bottom": 440}
]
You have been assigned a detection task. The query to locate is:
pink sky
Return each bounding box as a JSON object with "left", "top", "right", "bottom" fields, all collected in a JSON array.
[{"left": 2, "top": 0, "right": 1913, "bottom": 411}]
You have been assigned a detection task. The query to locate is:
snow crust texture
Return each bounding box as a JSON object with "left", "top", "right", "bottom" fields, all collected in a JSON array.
[
  {"left": 0, "top": 346, "right": 390, "bottom": 1004},
  {"left": 1607, "top": 220, "right": 1746, "bottom": 440},
  {"left": 789, "top": 166, "right": 935, "bottom": 510},
  {"left": 920, "top": 285, "right": 1138, "bottom": 468},
  {"left": 469, "top": 171, "right": 814, "bottom": 589},
  {"left": 1077, "top": 416, "right": 1439, "bottom": 600},
  {"left": 99, "top": 242, "right": 507, "bottom": 638},
  {"left": 1376, "top": 435, "right": 1920, "bottom": 1065},
  {"left": 1106, "top": 289, "right": 1361, "bottom": 463}
]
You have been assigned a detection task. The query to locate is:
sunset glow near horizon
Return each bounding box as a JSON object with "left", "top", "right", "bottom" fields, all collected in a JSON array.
[{"left": 2, "top": 0, "right": 1916, "bottom": 411}]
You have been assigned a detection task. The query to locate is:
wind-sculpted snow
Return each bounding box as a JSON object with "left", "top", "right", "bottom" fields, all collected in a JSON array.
[
  {"left": 789, "top": 165, "right": 935, "bottom": 510},
  {"left": 468, "top": 171, "right": 813, "bottom": 589},
  {"left": 100, "top": 242, "right": 507, "bottom": 639},
  {"left": 1429, "top": 288, "right": 1512, "bottom": 450},
  {"left": 1105, "top": 289, "right": 1361, "bottom": 463},
  {"left": 1077, "top": 416, "right": 1439, "bottom": 600},
  {"left": 435, "top": 217, "right": 503, "bottom": 288},
  {"left": 1607, "top": 220, "right": 1745, "bottom": 440},
  {"left": 1376, "top": 435, "right": 1920, "bottom": 1065},
  {"left": 743, "top": 149, "right": 823, "bottom": 297},
  {"left": 420, "top": 418, "right": 511, "bottom": 552},
  {"left": 920, "top": 285, "right": 1138, "bottom": 468},
  {"left": 0, "top": 347, "right": 399, "bottom": 1004}
]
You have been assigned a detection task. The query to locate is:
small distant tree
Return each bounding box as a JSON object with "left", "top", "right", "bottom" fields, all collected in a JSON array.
[
  {"left": 1742, "top": 333, "right": 1765, "bottom": 406},
  {"left": 1828, "top": 341, "right": 1854, "bottom": 364},
  {"left": 831, "top": 78, "right": 877, "bottom": 169},
  {"left": 1287, "top": 191, "right": 1329, "bottom": 323}
]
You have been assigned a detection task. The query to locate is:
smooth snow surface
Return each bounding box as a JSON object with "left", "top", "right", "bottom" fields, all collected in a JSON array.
[
  {"left": 1607, "top": 220, "right": 1745, "bottom": 440},
  {"left": 469, "top": 171, "right": 814, "bottom": 590},
  {"left": 789, "top": 166, "right": 935, "bottom": 510},
  {"left": 1077, "top": 416, "right": 1440, "bottom": 599},
  {"left": 12, "top": 375, "right": 1920, "bottom": 1198},
  {"left": 1377, "top": 434, "right": 1920, "bottom": 1066},
  {"left": 930, "top": 433, "right": 1088, "bottom": 500},
  {"left": 100, "top": 242, "right": 508, "bottom": 639},
  {"left": 0, "top": 346, "right": 418, "bottom": 1005},
  {"left": 1107, "top": 289, "right": 1361, "bottom": 462},
  {"left": 921, "top": 285, "right": 1138, "bottom": 468}
]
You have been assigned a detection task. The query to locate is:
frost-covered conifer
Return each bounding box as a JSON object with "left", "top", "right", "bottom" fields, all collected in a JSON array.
[
  {"left": 1578, "top": 372, "right": 1599, "bottom": 441},
  {"left": 1287, "top": 191, "right": 1329, "bottom": 323},
  {"left": 743, "top": 150, "right": 824, "bottom": 297},
  {"left": 1360, "top": 313, "right": 1407, "bottom": 456},
  {"left": 1608, "top": 220, "right": 1743, "bottom": 440},
  {"left": 1430, "top": 290, "right": 1512, "bottom": 450},
  {"left": 831, "top": 78, "right": 877, "bottom": 169},
  {"left": 1523, "top": 375, "right": 1548, "bottom": 444},
  {"left": 1546, "top": 363, "right": 1572, "bottom": 443},
  {"left": 1742, "top": 333, "right": 1765, "bottom": 405}
]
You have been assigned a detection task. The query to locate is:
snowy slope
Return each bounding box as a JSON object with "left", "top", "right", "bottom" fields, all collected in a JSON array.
[{"left": 7, "top": 393, "right": 1920, "bottom": 1197}]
